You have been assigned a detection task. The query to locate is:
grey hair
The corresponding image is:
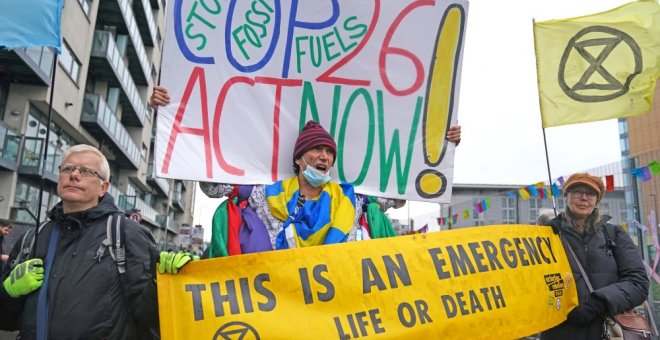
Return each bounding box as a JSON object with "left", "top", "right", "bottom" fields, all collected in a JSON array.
[{"left": 62, "top": 144, "right": 110, "bottom": 181}]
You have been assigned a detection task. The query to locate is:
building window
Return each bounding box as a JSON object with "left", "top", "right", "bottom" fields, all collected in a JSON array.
[
  {"left": 59, "top": 42, "right": 81, "bottom": 83},
  {"left": 555, "top": 197, "right": 565, "bottom": 211},
  {"left": 620, "top": 138, "right": 629, "bottom": 153},
  {"left": 14, "top": 179, "right": 59, "bottom": 224},
  {"left": 78, "top": 0, "right": 91, "bottom": 16},
  {"left": 529, "top": 199, "right": 542, "bottom": 224},
  {"left": 501, "top": 197, "right": 516, "bottom": 224},
  {"left": 141, "top": 143, "right": 148, "bottom": 160}
]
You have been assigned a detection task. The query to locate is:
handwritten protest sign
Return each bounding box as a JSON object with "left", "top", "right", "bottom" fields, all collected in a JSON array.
[
  {"left": 158, "top": 225, "right": 577, "bottom": 339},
  {"left": 155, "top": 0, "right": 468, "bottom": 202}
]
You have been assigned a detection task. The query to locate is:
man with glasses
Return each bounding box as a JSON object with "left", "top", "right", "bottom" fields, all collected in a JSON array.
[{"left": 0, "top": 144, "right": 160, "bottom": 339}]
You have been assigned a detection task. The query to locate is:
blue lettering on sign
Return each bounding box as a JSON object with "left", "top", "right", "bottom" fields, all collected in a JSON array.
[
  {"left": 226, "top": 0, "right": 282, "bottom": 72},
  {"left": 281, "top": 0, "right": 340, "bottom": 78},
  {"left": 174, "top": 0, "right": 215, "bottom": 64}
]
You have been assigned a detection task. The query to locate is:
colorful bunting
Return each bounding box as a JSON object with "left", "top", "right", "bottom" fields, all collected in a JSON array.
[
  {"left": 527, "top": 185, "right": 539, "bottom": 198},
  {"left": 551, "top": 184, "right": 560, "bottom": 197},
  {"left": 631, "top": 167, "right": 645, "bottom": 180},
  {"left": 643, "top": 167, "right": 653, "bottom": 182},
  {"left": 518, "top": 188, "right": 530, "bottom": 200},
  {"left": 606, "top": 175, "right": 614, "bottom": 191},
  {"left": 649, "top": 160, "right": 660, "bottom": 175}
]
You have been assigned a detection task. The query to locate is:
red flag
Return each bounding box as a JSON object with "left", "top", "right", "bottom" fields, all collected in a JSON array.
[{"left": 606, "top": 175, "right": 614, "bottom": 191}]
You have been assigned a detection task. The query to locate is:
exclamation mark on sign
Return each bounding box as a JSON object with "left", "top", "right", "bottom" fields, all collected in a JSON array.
[{"left": 415, "top": 4, "right": 465, "bottom": 199}]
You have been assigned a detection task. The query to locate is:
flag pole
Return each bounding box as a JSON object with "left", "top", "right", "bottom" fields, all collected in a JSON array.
[
  {"left": 32, "top": 51, "right": 58, "bottom": 256},
  {"left": 532, "top": 18, "right": 559, "bottom": 218},
  {"left": 541, "top": 128, "right": 558, "bottom": 216}
]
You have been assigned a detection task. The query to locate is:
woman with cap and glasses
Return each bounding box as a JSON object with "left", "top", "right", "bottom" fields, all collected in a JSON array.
[
  {"left": 540, "top": 173, "right": 648, "bottom": 340},
  {"left": 150, "top": 86, "right": 461, "bottom": 252}
]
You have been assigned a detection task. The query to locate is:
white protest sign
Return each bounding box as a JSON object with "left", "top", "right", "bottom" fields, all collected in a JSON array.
[{"left": 156, "top": 0, "right": 468, "bottom": 202}]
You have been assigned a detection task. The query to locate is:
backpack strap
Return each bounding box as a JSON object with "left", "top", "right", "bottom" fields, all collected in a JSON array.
[
  {"left": 11, "top": 220, "right": 49, "bottom": 268},
  {"left": 92, "top": 213, "right": 126, "bottom": 275},
  {"left": 601, "top": 223, "right": 616, "bottom": 256},
  {"left": 112, "top": 213, "right": 126, "bottom": 275}
]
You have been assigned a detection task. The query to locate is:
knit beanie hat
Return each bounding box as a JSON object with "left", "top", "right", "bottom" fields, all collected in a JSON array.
[
  {"left": 293, "top": 120, "right": 337, "bottom": 165},
  {"left": 562, "top": 173, "right": 605, "bottom": 203}
]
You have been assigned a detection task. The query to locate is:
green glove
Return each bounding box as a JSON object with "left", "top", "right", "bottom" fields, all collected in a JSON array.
[
  {"left": 3, "top": 258, "right": 44, "bottom": 298},
  {"left": 158, "top": 251, "right": 193, "bottom": 274},
  {"left": 185, "top": 251, "right": 201, "bottom": 262}
]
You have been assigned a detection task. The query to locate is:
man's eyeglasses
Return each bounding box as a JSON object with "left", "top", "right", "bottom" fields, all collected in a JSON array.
[
  {"left": 58, "top": 164, "right": 105, "bottom": 180},
  {"left": 569, "top": 189, "right": 597, "bottom": 199}
]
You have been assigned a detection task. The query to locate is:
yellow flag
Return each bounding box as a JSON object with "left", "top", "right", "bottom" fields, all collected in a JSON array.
[{"left": 534, "top": 1, "right": 660, "bottom": 128}]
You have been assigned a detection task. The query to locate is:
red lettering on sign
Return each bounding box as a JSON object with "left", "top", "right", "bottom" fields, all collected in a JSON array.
[{"left": 162, "top": 67, "right": 213, "bottom": 177}]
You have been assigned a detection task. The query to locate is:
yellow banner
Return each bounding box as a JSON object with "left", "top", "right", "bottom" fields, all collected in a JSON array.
[
  {"left": 533, "top": 1, "right": 660, "bottom": 128},
  {"left": 158, "top": 225, "right": 577, "bottom": 339}
]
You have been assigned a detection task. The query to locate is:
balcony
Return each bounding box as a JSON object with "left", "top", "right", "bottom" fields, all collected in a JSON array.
[
  {"left": 172, "top": 188, "right": 185, "bottom": 212},
  {"left": 16, "top": 137, "right": 61, "bottom": 183},
  {"left": 179, "top": 179, "right": 189, "bottom": 191},
  {"left": 81, "top": 93, "right": 141, "bottom": 169},
  {"left": 118, "top": 194, "right": 158, "bottom": 225},
  {"left": 156, "top": 214, "right": 178, "bottom": 234},
  {"left": 133, "top": 0, "right": 158, "bottom": 47},
  {"left": 147, "top": 162, "right": 170, "bottom": 196},
  {"left": 90, "top": 30, "right": 149, "bottom": 127},
  {"left": 97, "top": 0, "right": 151, "bottom": 85},
  {"left": 0, "top": 122, "right": 21, "bottom": 171},
  {"left": 0, "top": 47, "right": 53, "bottom": 85}
]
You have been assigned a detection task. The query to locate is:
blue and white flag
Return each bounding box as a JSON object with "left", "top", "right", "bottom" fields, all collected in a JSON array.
[{"left": 0, "top": 0, "right": 62, "bottom": 53}]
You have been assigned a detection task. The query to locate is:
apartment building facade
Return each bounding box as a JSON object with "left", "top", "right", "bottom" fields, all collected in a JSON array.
[{"left": 0, "top": 0, "right": 195, "bottom": 250}]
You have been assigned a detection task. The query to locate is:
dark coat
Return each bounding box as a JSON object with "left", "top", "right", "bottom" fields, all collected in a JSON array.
[
  {"left": 541, "top": 214, "right": 649, "bottom": 340},
  {"left": 0, "top": 194, "right": 159, "bottom": 339},
  {"left": 0, "top": 235, "right": 5, "bottom": 274}
]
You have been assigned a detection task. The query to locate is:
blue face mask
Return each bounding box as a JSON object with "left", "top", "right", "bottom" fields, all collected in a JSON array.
[{"left": 302, "top": 158, "right": 331, "bottom": 187}]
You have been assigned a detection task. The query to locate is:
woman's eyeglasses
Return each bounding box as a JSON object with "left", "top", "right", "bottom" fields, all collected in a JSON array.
[{"left": 569, "top": 189, "right": 597, "bottom": 199}]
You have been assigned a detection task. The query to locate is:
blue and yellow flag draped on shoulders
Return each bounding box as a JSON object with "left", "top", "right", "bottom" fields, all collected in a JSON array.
[
  {"left": 266, "top": 177, "right": 356, "bottom": 248},
  {"left": 533, "top": 1, "right": 660, "bottom": 127},
  {"left": 0, "top": 0, "right": 63, "bottom": 53}
]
